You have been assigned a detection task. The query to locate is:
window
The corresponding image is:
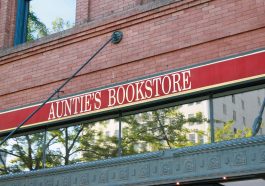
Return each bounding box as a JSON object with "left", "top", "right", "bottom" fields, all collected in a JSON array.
[
  {"left": 189, "top": 134, "right": 196, "bottom": 143},
  {"left": 232, "top": 95, "right": 236, "bottom": 104},
  {"left": 258, "top": 97, "right": 261, "bottom": 106},
  {"left": 15, "top": 0, "right": 76, "bottom": 45},
  {"left": 241, "top": 100, "right": 245, "bottom": 110},
  {"left": 121, "top": 101, "right": 209, "bottom": 156},
  {"left": 198, "top": 135, "right": 204, "bottom": 144},
  {"left": 220, "top": 178, "right": 265, "bottom": 186},
  {"left": 213, "top": 88, "right": 265, "bottom": 142},
  {"left": 14, "top": 0, "right": 30, "bottom": 45},
  {"left": 0, "top": 131, "right": 45, "bottom": 173},
  {"left": 45, "top": 119, "right": 119, "bottom": 168},
  {"left": 1, "top": 86, "right": 264, "bottom": 175},
  {"left": 243, "top": 117, "right": 246, "bottom": 126},
  {"left": 223, "top": 104, "right": 227, "bottom": 115},
  {"left": 188, "top": 113, "right": 195, "bottom": 126},
  {"left": 233, "top": 110, "right": 236, "bottom": 121}
]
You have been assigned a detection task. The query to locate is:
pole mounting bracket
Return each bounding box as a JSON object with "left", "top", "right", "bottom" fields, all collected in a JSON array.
[{"left": 111, "top": 31, "right": 123, "bottom": 44}]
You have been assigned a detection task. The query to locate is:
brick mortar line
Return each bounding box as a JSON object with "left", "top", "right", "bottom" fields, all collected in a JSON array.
[{"left": 0, "top": 0, "right": 212, "bottom": 64}]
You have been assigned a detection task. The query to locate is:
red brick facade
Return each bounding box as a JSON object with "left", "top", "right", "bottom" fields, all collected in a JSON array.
[
  {"left": 0, "top": 0, "right": 265, "bottom": 111},
  {"left": 0, "top": 0, "right": 17, "bottom": 49}
]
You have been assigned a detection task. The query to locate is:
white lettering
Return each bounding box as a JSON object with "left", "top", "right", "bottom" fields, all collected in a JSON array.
[
  {"left": 72, "top": 97, "right": 80, "bottom": 115},
  {"left": 108, "top": 89, "right": 116, "bottom": 107},
  {"left": 84, "top": 94, "right": 93, "bottom": 112},
  {"left": 135, "top": 81, "right": 145, "bottom": 101},
  {"left": 172, "top": 73, "right": 182, "bottom": 93},
  {"left": 182, "top": 70, "right": 192, "bottom": 91},
  {"left": 63, "top": 99, "right": 72, "bottom": 117},
  {"left": 126, "top": 84, "right": 135, "bottom": 103},
  {"left": 145, "top": 80, "right": 153, "bottom": 99},
  {"left": 48, "top": 103, "right": 56, "bottom": 120},
  {"left": 117, "top": 86, "right": 125, "bottom": 105},
  {"left": 153, "top": 77, "right": 162, "bottom": 96},
  {"left": 94, "top": 92, "right": 102, "bottom": 110},
  {"left": 161, "top": 75, "right": 171, "bottom": 95},
  {"left": 56, "top": 101, "right": 63, "bottom": 118}
]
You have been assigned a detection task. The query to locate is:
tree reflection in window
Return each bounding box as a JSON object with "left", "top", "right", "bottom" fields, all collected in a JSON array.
[
  {"left": 0, "top": 100, "right": 214, "bottom": 175},
  {"left": 0, "top": 132, "right": 45, "bottom": 174},
  {"left": 121, "top": 106, "right": 208, "bottom": 156}
]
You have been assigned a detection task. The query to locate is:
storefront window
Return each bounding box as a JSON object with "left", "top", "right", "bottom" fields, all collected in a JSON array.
[
  {"left": 80, "top": 119, "right": 119, "bottom": 162},
  {"left": 45, "top": 119, "right": 119, "bottom": 168},
  {"left": 213, "top": 88, "right": 265, "bottom": 142},
  {"left": 1, "top": 87, "right": 264, "bottom": 175},
  {"left": 0, "top": 131, "right": 45, "bottom": 175},
  {"left": 121, "top": 100, "right": 210, "bottom": 156},
  {"left": 220, "top": 178, "right": 265, "bottom": 186}
]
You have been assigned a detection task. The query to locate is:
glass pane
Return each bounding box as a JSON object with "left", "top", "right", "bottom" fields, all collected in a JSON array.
[
  {"left": 0, "top": 132, "right": 45, "bottom": 175},
  {"left": 46, "top": 119, "right": 119, "bottom": 167},
  {"left": 45, "top": 125, "right": 84, "bottom": 167},
  {"left": 27, "top": 0, "right": 76, "bottom": 41},
  {"left": 213, "top": 88, "right": 265, "bottom": 142},
  {"left": 80, "top": 119, "right": 119, "bottom": 162},
  {"left": 220, "top": 179, "right": 265, "bottom": 186},
  {"left": 121, "top": 100, "right": 210, "bottom": 156}
]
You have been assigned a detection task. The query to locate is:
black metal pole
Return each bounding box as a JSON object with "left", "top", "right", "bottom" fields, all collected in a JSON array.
[
  {"left": 0, "top": 31, "right": 123, "bottom": 147},
  {"left": 118, "top": 113, "right": 122, "bottom": 157},
  {"left": 42, "top": 129, "right": 47, "bottom": 169},
  {"left": 209, "top": 95, "right": 215, "bottom": 143}
]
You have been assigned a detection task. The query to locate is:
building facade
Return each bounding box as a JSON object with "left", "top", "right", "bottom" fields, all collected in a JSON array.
[{"left": 0, "top": 0, "right": 265, "bottom": 185}]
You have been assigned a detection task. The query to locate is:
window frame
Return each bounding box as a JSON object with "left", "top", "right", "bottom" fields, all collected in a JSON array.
[{"left": 14, "top": 0, "right": 30, "bottom": 46}]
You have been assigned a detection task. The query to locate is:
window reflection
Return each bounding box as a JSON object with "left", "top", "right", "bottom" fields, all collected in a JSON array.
[
  {"left": 121, "top": 101, "right": 210, "bottom": 156},
  {"left": 80, "top": 119, "right": 119, "bottom": 162},
  {"left": 46, "top": 119, "right": 119, "bottom": 168},
  {"left": 45, "top": 125, "right": 84, "bottom": 167},
  {"left": 0, "top": 132, "right": 45, "bottom": 175},
  {"left": 0, "top": 88, "right": 264, "bottom": 175},
  {"left": 27, "top": 0, "right": 76, "bottom": 41},
  {"left": 213, "top": 89, "right": 265, "bottom": 141},
  {"left": 220, "top": 179, "right": 265, "bottom": 186}
]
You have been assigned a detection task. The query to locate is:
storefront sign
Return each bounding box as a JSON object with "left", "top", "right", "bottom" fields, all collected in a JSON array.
[{"left": 1, "top": 50, "right": 265, "bottom": 134}]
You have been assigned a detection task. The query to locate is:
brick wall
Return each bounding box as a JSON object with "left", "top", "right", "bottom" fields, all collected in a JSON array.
[
  {"left": 0, "top": 0, "right": 265, "bottom": 110},
  {"left": 0, "top": 0, "right": 16, "bottom": 49},
  {"left": 89, "top": 0, "right": 138, "bottom": 21},
  {"left": 76, "top": 0, "right": 90, "bottom": 24},
  {"left": 76, "top": 0, "right": 156, "bottom": 24}
]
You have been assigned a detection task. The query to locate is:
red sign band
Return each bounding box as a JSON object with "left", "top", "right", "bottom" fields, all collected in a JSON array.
[{"left": 0, "top": 50, "right": 265, "bottom": 134}]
